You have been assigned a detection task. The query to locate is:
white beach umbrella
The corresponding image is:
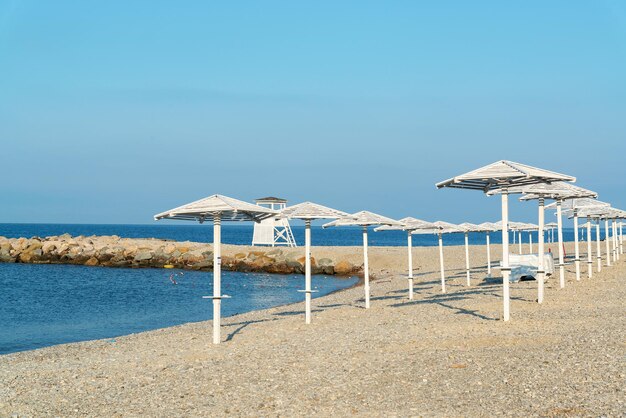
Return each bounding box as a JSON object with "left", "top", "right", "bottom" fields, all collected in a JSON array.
[
  {"left": 571, "top": 205, "right": 613, "bottom": 272},
  {"left": 507, "top": 221, "right": 528, "bottom": 254},
  {"left": 323, "top": 211, "right": 402, "bottom": 309},
  {"left": 436, "top": 160, "right": 575, "bottom": 321},
  {"left": 556, "top": 198, "right": 611, "bottom": 278},
  {"left": 545, "top": 222, "right": 558, "bottom": 243},
  {"left": 410, "top": 221, "right": 464, "bottom": 293},
  {"left": 280, "top": 202, "right": 348, "bottom": 324},
  {"left": 491, "top": 182, "right": 580, "bottom": 303},
  {"left": 374, "top": 217, "right": 436, "bottom": 299},
  {"left": 521, "top": 223, "right": 539, "bottom": 253},
  {"left": 518, "top": 183, "right": 596, "bottom": 297},
  {"left": 154, "top": 194, "right": 278, "bottom": 345},
  {"left": 476, "top": 221, "right": 501, "bottom": 276},
  {"left": 523, "top": 184, "right": 598, "bottom": 284},
  {"left": 457, "top": 222, "right": 484, "bottom": 286}
]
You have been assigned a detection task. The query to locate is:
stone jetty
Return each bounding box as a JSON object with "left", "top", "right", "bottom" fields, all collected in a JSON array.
[{"left": 0, "top": 235, "right": 361, "bottom": 276}]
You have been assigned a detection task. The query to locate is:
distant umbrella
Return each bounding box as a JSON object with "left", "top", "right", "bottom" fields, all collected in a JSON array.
[
  {"left": 375, "top": 217, "right": 436, "bottom": 299},
  {"left": 476, "top": 221, "right": 501, "bottom": 276},
  {"left": 457, "top": 222, "right": 484, "bottom": 286},
  {"left": 323, "top": 211, "right": 402, "bottom": 309},
  {"left": 280, "top": 202, "right": 348, "bottom": 324},
  {"left": 520, "top": 182, "right": 597, "bottom": 287},
  {"left": 410, "top": 221, "right": 464, "bottom": 293}
]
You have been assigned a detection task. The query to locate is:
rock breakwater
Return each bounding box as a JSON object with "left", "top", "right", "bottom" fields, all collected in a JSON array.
[{"left": 0, "top": 235, "right": 361, "bottom": 276}]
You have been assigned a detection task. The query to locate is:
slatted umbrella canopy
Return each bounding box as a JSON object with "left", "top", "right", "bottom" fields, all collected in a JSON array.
[
  {"left": 519, "top": 182, "right": 597, "bottom": 287},
  {"left": 375, "top": 217, "right": 436, "bottom": 299},
  {"left": 154, "top": 194, "right": 278, "bottom": 345},
  {"left": 436, "top": 160, "right": 575, "bottom": 321},
  {"left": 279, "top": 202, "right": 348, "bottom": 324},
  {"left": 323, "top": 211, "right": 402, "bottom": 308},
  {"left": 410, "top": 221, "right": 464, "bottom": 293}
]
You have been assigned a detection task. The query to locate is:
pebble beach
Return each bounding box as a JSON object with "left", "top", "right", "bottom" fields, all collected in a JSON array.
[{"left": 1, "top": 241, "right": 624, "bottom": 417}]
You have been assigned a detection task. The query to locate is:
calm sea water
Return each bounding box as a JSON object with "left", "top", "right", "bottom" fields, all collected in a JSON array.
[
  {"left": 0, "top": 223, "right": 592, "bottom": 247},
  {"left": 0, "top": 263, "right": 357, "bottom": 355}
]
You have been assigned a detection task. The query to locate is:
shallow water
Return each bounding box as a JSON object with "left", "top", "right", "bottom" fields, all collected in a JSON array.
[{"left": 0, "top": 263, "right": 358, "bottom": 355}]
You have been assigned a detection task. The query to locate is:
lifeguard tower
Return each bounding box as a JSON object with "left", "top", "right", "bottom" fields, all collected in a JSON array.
[{"left": 251, "top": 197, "right": 297, "bottom": 247}]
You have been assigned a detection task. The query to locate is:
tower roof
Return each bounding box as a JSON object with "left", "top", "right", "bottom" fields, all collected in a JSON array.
[{"left": 255, "top": 196, "right": 288, "bottom": 203}]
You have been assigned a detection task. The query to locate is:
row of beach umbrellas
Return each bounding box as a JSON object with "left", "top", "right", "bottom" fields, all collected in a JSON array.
[{"left": 154, "top": 160, "right": 625, "bottom": 344}]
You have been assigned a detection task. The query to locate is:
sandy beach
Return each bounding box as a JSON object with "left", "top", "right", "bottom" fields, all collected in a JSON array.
[{"left": 1, "top": 241, "right": 624, "bottom": 417}]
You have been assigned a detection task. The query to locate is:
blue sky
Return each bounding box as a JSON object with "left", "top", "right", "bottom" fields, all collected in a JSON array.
[{"left": 1, "top": 1, "right": 625, "bottom": 225}]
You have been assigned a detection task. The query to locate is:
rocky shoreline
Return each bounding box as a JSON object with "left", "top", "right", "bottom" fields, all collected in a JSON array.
[{"left": 0, "top": 235, "right": 361, "bottom": 276}]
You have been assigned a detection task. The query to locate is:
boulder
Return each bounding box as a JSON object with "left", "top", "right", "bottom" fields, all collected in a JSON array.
[
  {"left": 286, "top": 260, "right": 304, "bottom": 274},
  {"left": 297, "top": 256, "right": 316, "bottom": 267},
  {"left": 266, "top": 262, "right": 294, "bottom": 274},
  {"left": 318, "top": 258, "right": 333, "bottom": 267},
  {"left": 266, "top": 248, "right": 283, "bottom": 257},
  {"left": 251, "top": 256, "right": 275, "bottom": 269},
  {"left": 41, "top": 242, "right": 58, "bottom": 254},
  {"left": 334, "top": 260, "right": 355, "bottom": 276},
  {"left": 134, "top": 251, "right": 153, "bottom": 261},
  {"left": 84, "top": 257, "right": 99, "bottom": 266}
]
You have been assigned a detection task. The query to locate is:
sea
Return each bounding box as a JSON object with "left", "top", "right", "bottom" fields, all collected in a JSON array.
[{"left": 0, "top": 223, "right": 595, "bottom": 355}]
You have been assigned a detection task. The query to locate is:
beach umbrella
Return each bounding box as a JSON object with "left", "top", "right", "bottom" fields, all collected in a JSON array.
[
  {"left": 490, "top": 182, "right": 583, "bottom": 303},
  {"left": 375, "top": 217, "right": 436, "bottom": 299},
  {"left": 436, "top": 160, "right": 575, "bottom": 321},
  {"left": 323, "top": 211, "right": 402, "bottom": 309},
  {"left": 477, "top": 221, "right": 500, "bottom": 276},
  {"left": 280, "top": 202, "right": 348, "bottom": 324},
  {"left": 410, "top": 221, "right": 464, "bottom": 293},
  {"left": 457, "top": 222, "right": 484, "bottom": 286},
  {"left": 553, "top": 198, "right": 610, "bottom": 278},
  {"left": 517, "top": 182, "right": 596, "bottom": 289},
  {"left": 521, "top": 223, "right": 539, "bottom": 253},
  {"left": 507, "top": 221, "right": 527, "bottom": 254},
  {"left": 545, "top": 222, "right": 558, "bottom": 243},
  {"left": 576, "top": 205, "right": 615, "bottom": 272},
  {"left": 154, "top": 194, "right": 278, "bottom": 345}
]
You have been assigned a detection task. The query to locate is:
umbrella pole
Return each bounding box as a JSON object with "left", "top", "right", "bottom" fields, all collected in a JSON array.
[
  {"left": 518, "top": 231, "right": 522, "bottom": 254},
  {"left": 501, "top": 189, "right": 511, "bottom": 321},
  {"left": 619, "top": 221, "right": 624, "bottom": 254},
  {"left": 486, "top": 232, "right": 491, "bottom": 276},
  {"left": 613, "top": 219, "right": 619, "bottom": 261},
  {"left": 305, "top": 219, "right": 312, "bottom": 324},
  {"left": 438, "top": 232, "right": 445, "bottom": 293},
  {"left": 596, "top": 221, "right": 602, "bottom": 272},
  {"left": 363, "top": 226, "right": 370, "bottom": 309},
  {"left": 605, "top": 219, "right": 611, "bottom": 267},
  {"left": 574, "top": 209, "right": 580, "bottom": 281},
  {"left": 464, "top": 232, "right": 470, "bottom": 286},
  {"left": 529, "top": 232, "right": 533, "bottom": 254},
  {"left": 537, "top": 198, "right": 545, "bottom": 304},
  {"left": 557, "top": 200, "right": 565, "bottom": 288},
  {"left": 587, "top": 216, "right": 593, "bottom": 279},
  {"left": 212, "top": 215, "right": 222, "bottom": 345},
  {"left": 407, "top": 231, "right": 414, "bottom": 300}
]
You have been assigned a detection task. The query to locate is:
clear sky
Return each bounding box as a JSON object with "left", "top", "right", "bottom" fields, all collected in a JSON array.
[{"left": 1, "top": 1, "right": 625, "bottom": 225}]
